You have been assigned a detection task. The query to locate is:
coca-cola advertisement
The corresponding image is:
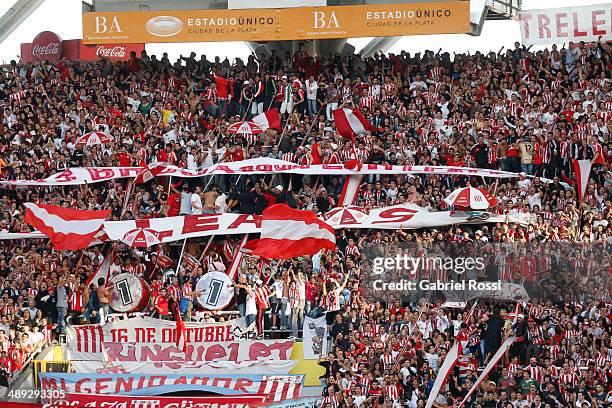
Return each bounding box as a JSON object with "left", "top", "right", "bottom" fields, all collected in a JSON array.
[
  {"left": 79, "top": 43, "right": 145, "bottom": 61},
  {"left": 20, "top": 31, "right": 144, "bottom": 63},
  {"left": 30, "top": 31, "right": 62, "bottom": 60}
]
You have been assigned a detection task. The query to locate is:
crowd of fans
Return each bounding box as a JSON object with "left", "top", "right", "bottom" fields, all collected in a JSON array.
[{"left": 0, "top": 38, "right": 610, "bottom": 404}]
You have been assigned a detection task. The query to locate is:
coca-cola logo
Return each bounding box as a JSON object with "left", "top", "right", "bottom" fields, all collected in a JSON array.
[
  {"left": 31, "top": 31, "right": 62, "bottom": 60},
  {"left": 96, "top": 45, "right": 126, "bottom": 58}
]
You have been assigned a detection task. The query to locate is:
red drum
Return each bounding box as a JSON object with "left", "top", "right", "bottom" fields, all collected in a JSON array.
[{"left": 109, "top": 273, "right": 151, "bottom": 313}]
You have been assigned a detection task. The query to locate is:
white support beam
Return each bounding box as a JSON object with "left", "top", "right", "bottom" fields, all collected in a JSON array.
[
  {"left": 0, "top": 0, "right": 45, "bottom": 45},
  {"left": 359, "top": 36, "right": 401, "bottom": 59}
]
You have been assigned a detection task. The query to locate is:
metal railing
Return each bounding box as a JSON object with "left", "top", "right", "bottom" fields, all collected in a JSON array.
[{"left": 31, "top": 360, "right": 71, "bottom": 389}]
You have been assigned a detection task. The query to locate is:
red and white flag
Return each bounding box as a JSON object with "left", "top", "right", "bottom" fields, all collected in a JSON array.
[
  {"left": 227, "top": 234, "right": 249, "bottom": 281},
  {"left": 24, "top": 203, "right": 110, "bottom": 250},
  {"left": 425, "top": 341, "right": 462, "bottom": 408},
  {"left": 134, "top": 163, "right": 167, "bottom": 185},
  {"left": 252, "top": 108, "right": 282, "bottom": 132},
  {"left": 332, "top": 108, "right": 375, "bottom": 140},
  {"left": 571, "top": 159, "right": 593, "bottom": 202},
  {"left": 248, "top": 204, "right": 336, "bottom": 259},
  {"left": 458, "top": 335, "right": 516, "bottom": 407},
  {"left": 337, "top": 174, "right": 363, "bottom": 206},
  {"left": 85, "top": 250, "right": 112, "bottom": 287}
]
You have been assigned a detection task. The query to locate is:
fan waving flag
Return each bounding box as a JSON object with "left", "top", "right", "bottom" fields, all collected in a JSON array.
[
  {"left": 252, "top": 108, "right": 282, "bottom": 132},
  {"left": 332, "top": 107, "right": 375, "bottom": 140},
  {"left": 249, "top": 204, "right": 336, "bottom": 259},
  {"left": 572, "top": 159, "right": 593, "bottom": 202},
  {"left": 24, "top": 203, "right": 110, "bottom": 250}
]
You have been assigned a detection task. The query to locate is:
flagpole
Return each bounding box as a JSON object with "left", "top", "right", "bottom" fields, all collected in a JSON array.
[
  {"left": 175, "top": 238, "right": 188, "bottom": 276},
  {"left": 298, "top": 104, "right": 325, "bottom": 148},
  {"left": 198, "top": 235, "right": 215, "bottom": 266},
  {"left": 121, "top": 179, "right": 135, "bottom": 218}
]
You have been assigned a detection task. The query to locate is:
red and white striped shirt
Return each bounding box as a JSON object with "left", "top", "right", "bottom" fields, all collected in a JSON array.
[
  {"left": 167, "top": 285, "right": 180, "bottom": 300},
  {"left": 288, "top": 287, "right": 301, "bottom": 309},
  {"left": 254, "top": 286, "right": 271, "bottom": 309}
]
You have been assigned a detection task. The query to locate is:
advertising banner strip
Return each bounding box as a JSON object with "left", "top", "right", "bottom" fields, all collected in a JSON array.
[
  {"left": 82, "top": 2, "right": 470, "bottom": 44},
  {"left": 43, "top": 393, "right": 267, "bottom": 408},
  {"left": 518, "top": 4, "right": 612, "bottom": 46},
  {"left": 39, "top": 373, "right": 303, "bottom": 401}
]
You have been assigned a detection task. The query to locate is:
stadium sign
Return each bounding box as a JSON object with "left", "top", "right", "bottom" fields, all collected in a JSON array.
[{"left": 82, "top": 2, "right": 470, "bottom": 44}]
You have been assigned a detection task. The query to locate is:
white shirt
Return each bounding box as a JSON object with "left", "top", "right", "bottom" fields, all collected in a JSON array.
[
  {"left": 215, "top": 193, "right": 228, "bottom": 213},
  {"left": 191, "top": 193, "right": 203, "bottom": 215},
  {"left": 305, "top": 80, "right": 318, "bottom": 100}
]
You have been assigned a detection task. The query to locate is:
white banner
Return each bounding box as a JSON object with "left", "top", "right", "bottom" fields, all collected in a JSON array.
[
  {"left": 100, "top": 205, "right": 520, "bottom": 244},
  {"left": 302, "top": 316, "right": 328, "bottom": 360},
  {"left": 65, "top": 315, "right": 295, "bottom": 363},
  {"left": 518, "top": 5, "right": 612, "bottom": 45},
  {"left": 2, "top": 158, "right": 519, "bottom": 187},
  {"left": 9, "top": 205, "right": 522, "bottom": 244},
  {"left": 71, "top": 359, "right": 298, "bottom": 375},
  {"left": 102, "top": 213, "right": 261, "bottom": 243}
]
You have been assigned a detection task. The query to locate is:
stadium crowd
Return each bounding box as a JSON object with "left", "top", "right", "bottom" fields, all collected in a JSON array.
[{"left": 0, "top": 38, "right": 610, "bottom": 405}]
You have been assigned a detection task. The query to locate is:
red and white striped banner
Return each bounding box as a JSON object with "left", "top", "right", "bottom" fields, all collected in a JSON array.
[{"left": 24, "top": 203, "right": 110, "bottom": 250}]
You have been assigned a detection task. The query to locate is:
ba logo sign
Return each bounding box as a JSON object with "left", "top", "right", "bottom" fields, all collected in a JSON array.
[
  {"left": 312, "top": 11, "right": 340, "bottom": 29},
  {"left": 94, "top": 16, "right": 123, "bottom": 33}
]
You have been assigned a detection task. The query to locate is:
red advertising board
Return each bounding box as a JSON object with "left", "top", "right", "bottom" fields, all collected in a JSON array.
[
  {"left": 79, "top": 43, "right": 146, "bottom": 61},
  {"left": 31, "top": 31, "right": 62, "bottom": 60},
  {"left": 20, "top": 31, "right": 144, "bottom": 63}
]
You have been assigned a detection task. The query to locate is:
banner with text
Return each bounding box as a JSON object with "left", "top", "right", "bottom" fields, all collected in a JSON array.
[
  {"left": 518, "top": 4, "right": 612, "bottom": 45},
  {"left": 43, "top": 393, "right": 266, "bottom": 408},
  {"left": 1, "top": 159, "right": 519, "bottom": 187},
  {"left": 39, "top": 373, "right": 303, "bottom": 401},
  {"left": 66, "top": 316, "right": 296, "bottom": 363},
  {"left": 83, "top": 2, "right": 469, "bottom": 44}
]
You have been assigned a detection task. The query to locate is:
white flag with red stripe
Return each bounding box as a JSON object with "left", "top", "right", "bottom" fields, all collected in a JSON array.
[
  {"left": 248, "top": 204, "right": 336, "bottom": 259},
  {"left": 425, "top": 341, "right": 462, "bottom": 408},
  {"left": 85, "top": 250, "right": 112, "bottom": 287},
  {"left": 252, "top": 108, "right": 282, "bottom": 132},
  {"left": 571, "top": 159, "right": 592, "bottom": 202},
  {"left": 332, "top": 107, "right": 375, "bottom": 140},
  {"left": 226, "top": 234, "right": 249, "bottom": 281},
  {"left": 458, "top": 335, "right": 516, "bottom": 407},
  {"left": 337, "top": 174, "right": 363, "bottom": 206},
  {"left": 24, "top": 203, "right": 110, "bottom": 250}
]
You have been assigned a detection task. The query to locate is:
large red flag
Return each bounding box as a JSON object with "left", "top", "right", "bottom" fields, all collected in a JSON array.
[
  {"left": 332, "top": 107, "right": 375, "bottom": 140},
  {"left": 248, "top": 204, "right": 336, "bottom": 259},
  {"left": 24, "top": 203, "right": 110, "bottom": 250}
]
